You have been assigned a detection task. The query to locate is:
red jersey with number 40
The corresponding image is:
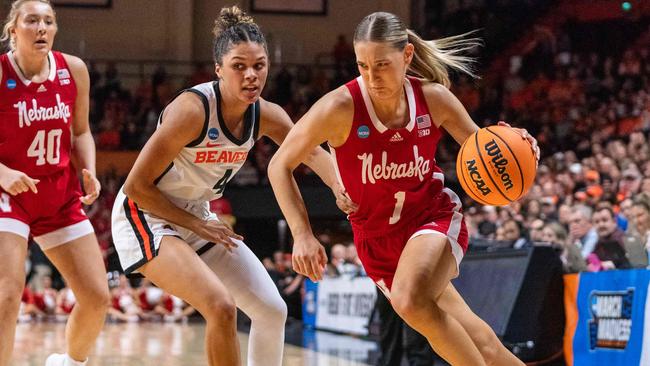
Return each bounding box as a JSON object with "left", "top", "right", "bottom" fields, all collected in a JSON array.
[
  {"left": 331, "top": 76, "right": 457, "bottom": 235},
  {"left": 0, "top": 51, "right": 76, "bottom": 178}
]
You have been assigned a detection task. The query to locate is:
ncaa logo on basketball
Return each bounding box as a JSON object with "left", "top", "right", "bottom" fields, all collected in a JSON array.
[
  {"left": 208, "top": 127, "right": 219, "bottom": 140},
  {"left": 465, "top": 159, "right": 491, "bottom": 195},
  {"left": 588, "top": 289, "right": 633, "bottom": 350},
  {"left": 357, "top": 125, "right": 370, "bottom": 139},
  {"left": 6, "top": 79, "right": 16, "bottom": 90}
]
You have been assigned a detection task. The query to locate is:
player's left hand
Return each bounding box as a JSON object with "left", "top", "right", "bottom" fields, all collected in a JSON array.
[
  {"left": 332, "top": 181, "right": 358, "bottom": 215},
  {"left": 498, "top": 121, "right": 540, "bottom": 165},
  {"left": 80, "top": 169, "right": 101, "bottom": 205}
]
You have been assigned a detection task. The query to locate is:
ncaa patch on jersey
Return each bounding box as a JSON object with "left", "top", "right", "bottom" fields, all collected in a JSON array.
[
  {"left": 357, "top": 125, "right": 370, "bottom": 139},
  {"left": 6, "top": 79, "right": 16, "bottom": 90},
  {"left": 208, "top": 127, "right": 219, "bottom": 140}
]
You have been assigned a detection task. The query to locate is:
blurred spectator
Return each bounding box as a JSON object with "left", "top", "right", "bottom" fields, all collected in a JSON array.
[
  {"left": 568, "top": 205, "right": 599, "bottom": 258},
  {"left": 542, "top": 222, "right": 586, "bottom": 273},
  {"left": 624, "top": 193, "right": 650, "bottom": 268},
  {"left": 325, "top": 243, "right": 347, "bottom": 277},
  {"left": 32, "top": 275, "right": 58, "bottom": 316},
  {"left": 529, "top": 219, "right": 545, "bottom": 242},
  {"left": 343, "top": 243, "right": 365, "bottom": 277},
  {"left": 56, "top": 283, "right": 77, "bottom": 319},
  {"left": 108, "top": 274, "right": 142, "bottom": 323},
  {"left": 591, "top": 205, "right": 630, "bottom": 270},
  {"left": 502, "top": 219, "right": 529, "bottom": 249}
]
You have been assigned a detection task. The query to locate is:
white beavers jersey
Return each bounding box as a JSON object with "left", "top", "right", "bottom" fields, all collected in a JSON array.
[{"left": 154, "top": 81, "right": 260, "bottom": 202}]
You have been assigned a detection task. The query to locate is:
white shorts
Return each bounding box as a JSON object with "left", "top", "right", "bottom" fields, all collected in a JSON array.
[{"left": 111, "top": 188, "right": 218, "bottom": 274}]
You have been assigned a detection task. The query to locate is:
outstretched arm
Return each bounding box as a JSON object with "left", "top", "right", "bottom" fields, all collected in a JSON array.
[
  {"left": 267, "top": 88, "right": 353, "bottom": 281},
  {"left": 260, "top": 99, "right": 358, "bottom": 213},
  {"left": 65, "top": 54, "right": 100, "bottom": 205},
  {"left": 123, "top": 93, "right": 241, "bottom": 249}
]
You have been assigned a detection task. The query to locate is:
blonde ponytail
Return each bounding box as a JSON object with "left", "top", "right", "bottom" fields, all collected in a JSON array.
[
  {"left": 354, "top": 12, "right": 480, "bottom": 88},
  {"left": 406, "top": 30, "right": 481, "bottom": 87}
]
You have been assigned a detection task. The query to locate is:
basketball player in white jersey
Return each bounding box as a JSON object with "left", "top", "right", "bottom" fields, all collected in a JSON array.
[{"left": 111, "top": 6, "right": 350, "bottom": 366}]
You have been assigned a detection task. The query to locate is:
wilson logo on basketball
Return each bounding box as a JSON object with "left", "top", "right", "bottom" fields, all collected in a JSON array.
[
  {"left": 465, "top": 159, "right": 491, "bottom": 196},
  {"left": 484, "top": 139, "right": 514, "bottom": 190}
]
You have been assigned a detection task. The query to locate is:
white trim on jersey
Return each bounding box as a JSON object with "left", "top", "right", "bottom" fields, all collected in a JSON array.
[
  {"left": 356, "top": 76, "right": 416, "bottom": 133},
  {"left": 8, "top": 51, "right": 57, "bottom": 86},
  {"left": 329, "top": 147, "right": 350, "bottom": 197},
  {"left": 409, "top": 184, "right": 465, "bottom": 274},
  {"left": 0, "top": 218, "right": 30, "bottom": 239},
  {"left": 34, "top": 219, "right": 94, "bottom": 250}
]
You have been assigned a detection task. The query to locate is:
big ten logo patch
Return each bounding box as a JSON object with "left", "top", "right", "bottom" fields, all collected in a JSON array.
[{"left": 588, "top": 289, "right": 634, "bottom": 350}]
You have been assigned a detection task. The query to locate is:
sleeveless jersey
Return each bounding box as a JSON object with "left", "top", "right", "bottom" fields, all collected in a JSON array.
[
  {"left": 154, "top": 81, "right": 259, "bottom": 202},
  {"left": 0, "top": 51, "right": 76, "bottom": 177},
  {"left": 331, "top": 76, "right": 452, "bottom": 234}
]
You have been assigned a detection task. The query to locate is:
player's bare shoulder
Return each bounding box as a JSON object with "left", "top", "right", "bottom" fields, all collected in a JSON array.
[
  {"left": 310, "top": 85, "right": 355, "bottom": 146},
  {"left": 419, "top": 80, "right": 455, "bottom": 127},
  {"left": 61, "top": 53, "right": 89, "bottom": 79},
  {"left": 320, "top": 85, "right": 355, "bottom": 121}
]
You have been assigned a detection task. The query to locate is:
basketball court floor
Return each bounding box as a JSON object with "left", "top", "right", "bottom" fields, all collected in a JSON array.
[{"left": 12, "top": 322, "right": 376, "bottom": 366}]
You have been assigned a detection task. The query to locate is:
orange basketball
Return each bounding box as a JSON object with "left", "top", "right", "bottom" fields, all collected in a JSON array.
[{"left": 456, "top": 125, "right": 537, "bottom": 206}]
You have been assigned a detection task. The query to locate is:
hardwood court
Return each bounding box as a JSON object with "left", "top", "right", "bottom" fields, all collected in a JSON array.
[{"left": 12, "top": 322, "right": 373, "bottom": 366}]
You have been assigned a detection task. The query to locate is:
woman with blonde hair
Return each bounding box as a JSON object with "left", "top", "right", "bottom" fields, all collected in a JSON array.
[
  {"left": 542, "top": 221, "right": 586, "bottom": 273},
  {"left": 269, "top": 11, "right": 538, "bottom": 366},
  {"left": 0, "top": 1, "right": 108, "bottom": 365}
]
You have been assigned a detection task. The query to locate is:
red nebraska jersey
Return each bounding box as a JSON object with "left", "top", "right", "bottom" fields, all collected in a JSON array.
[
  {"left": 332, "top": 76, "right": 455, "bottom": 234},
  {"left": 0, "top": 51, "right": 76, "bottom": 178}
]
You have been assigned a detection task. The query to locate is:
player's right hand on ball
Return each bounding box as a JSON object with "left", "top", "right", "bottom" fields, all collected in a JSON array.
[
  {"left": 0, "top": 168, "right": 39, "bottom": 195},
  {"left": 193, "top": 219, "right": 242, "bottom": 252},
  {"left": 292, "top": 234, "right": 327, "bottom": 282}
]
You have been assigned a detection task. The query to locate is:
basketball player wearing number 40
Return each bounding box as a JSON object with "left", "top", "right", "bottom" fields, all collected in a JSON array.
[
  {"left": 268, "top": 11, "right": 540, "bottom": 366},
  {"left": 0, "top": 1, "right": 109, "bottom": 366},
  {"left": 110, "top": 5, "right": 353, "bottom": 366}
]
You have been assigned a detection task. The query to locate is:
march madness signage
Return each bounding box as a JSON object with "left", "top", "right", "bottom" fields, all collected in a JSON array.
[
  {"left": 303, "top": 277, "right": 377, "bottom": 336},
  {"left": 588, "top": 289, "right": 634, "bottom": 350},
  {"left": 564, "top": 270, "right": 650, "bottom": 366}
]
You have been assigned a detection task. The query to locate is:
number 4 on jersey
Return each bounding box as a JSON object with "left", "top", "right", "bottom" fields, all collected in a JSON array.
[{"left": 213, "top": 168, "right": 233, "bottom": 195}]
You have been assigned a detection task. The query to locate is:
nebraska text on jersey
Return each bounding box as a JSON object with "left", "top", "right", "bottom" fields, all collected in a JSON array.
[
  {"left": 358, "top": 145, "right": 431, "bottom": 184},
  {"left": 14, "top": 93, "right": 71, "bottom": 128}
]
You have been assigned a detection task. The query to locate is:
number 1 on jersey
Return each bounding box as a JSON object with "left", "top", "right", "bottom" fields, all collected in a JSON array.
[{"left": 389, "top": 191, "right": 405, "bottom": 225}]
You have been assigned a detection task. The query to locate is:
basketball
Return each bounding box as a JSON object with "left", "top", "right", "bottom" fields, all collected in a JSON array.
[{"left": 456, "top": 125, "right": 537, "bottom": 206}]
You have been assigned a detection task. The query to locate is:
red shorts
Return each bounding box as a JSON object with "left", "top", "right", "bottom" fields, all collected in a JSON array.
[
  {"left": 0, "top": 166, "right": 93, "bottom": 249},
  {"left": 352, "top": 201, "right": 468, "bottom": 295}
]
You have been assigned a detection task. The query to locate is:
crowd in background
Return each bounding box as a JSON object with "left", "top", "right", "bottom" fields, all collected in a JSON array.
[{"left": 20, "top": 4, "right": 650, "bottom": 325}]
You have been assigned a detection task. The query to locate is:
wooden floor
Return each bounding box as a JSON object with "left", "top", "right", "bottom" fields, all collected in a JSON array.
[{"left": 12, "top": 322, "right": 373, "bottom": 366}]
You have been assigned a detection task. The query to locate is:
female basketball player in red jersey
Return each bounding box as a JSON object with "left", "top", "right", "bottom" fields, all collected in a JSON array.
[
  {"left": 0, "top": 1, "right": 108, "bottom": 366},
  {"left": 111, "top": 6, "right": 349, "bottom": 366},
  {"left": 269, "top": 12, "right": 538, "bottom": 366}
]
